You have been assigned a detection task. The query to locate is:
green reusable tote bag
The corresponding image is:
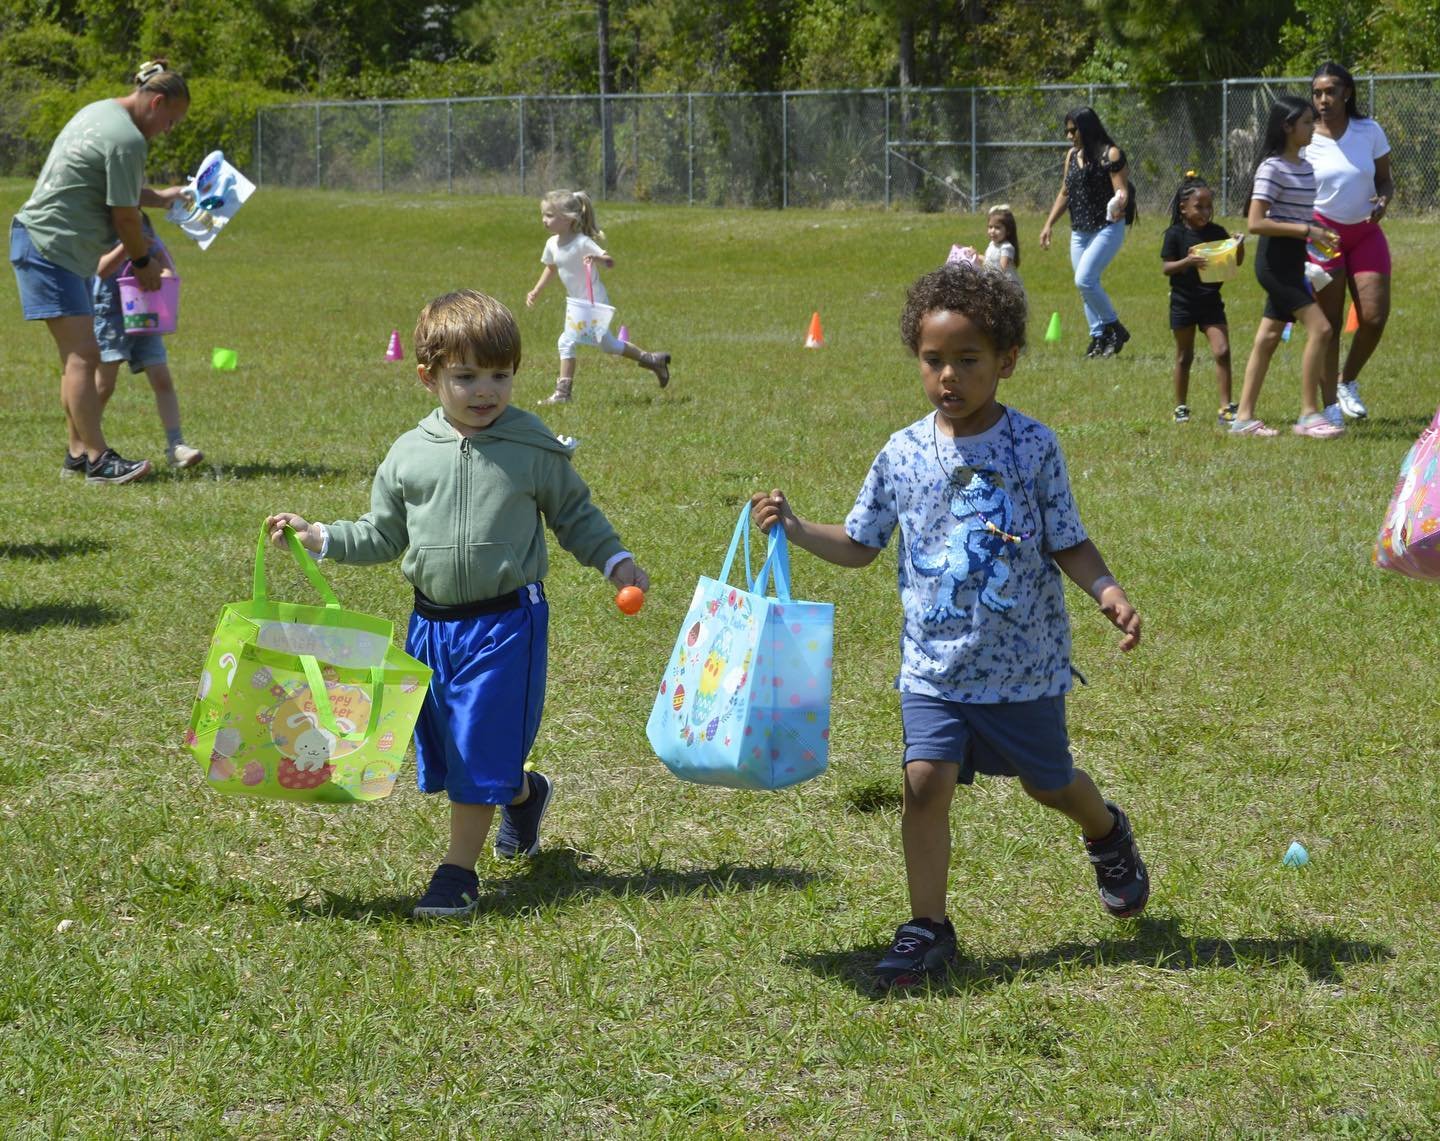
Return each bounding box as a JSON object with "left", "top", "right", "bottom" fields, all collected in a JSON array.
[{"left": 186, "top": 523, "right": 432, "bottom": 804}]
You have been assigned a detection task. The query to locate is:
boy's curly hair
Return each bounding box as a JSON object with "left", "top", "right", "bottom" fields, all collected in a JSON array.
[
  {"left": 900, "top": 262, "right": 1028, "bottom": 355},
  {"left": 414, "top": 290, "right": 522, "bottom": 374}
]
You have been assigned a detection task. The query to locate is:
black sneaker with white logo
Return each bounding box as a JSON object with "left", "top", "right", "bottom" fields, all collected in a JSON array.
[
  {"left": 1085, "top": 802, "right": 1150, "bottom": 918},
  {"left": 61, "top": 452, "right": 87, "bottom": 478},
  {"left": 874, "top": 917, "right": 958, "bottom": 990},
  {"left": 85, "top": 448, "right": 152, "bottom": 485}
]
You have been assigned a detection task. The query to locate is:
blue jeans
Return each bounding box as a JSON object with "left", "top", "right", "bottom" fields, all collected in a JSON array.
[{"left": 1069, "top": 221, "right": 1126, "bottom": 336}]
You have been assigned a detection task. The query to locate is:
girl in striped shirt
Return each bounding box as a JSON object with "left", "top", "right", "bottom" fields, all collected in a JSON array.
[{"left": 1230, "top": 96, "right": 1343, "bottom": 438}]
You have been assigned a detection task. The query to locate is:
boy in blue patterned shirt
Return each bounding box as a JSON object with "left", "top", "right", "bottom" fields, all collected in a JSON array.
[{"left": 751, "top": 262, "right": 1148, "bottom": 989}]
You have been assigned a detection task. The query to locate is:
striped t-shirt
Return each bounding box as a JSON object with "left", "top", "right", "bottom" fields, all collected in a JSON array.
[{"left": 1250, "top": 156, "right": 1316, "bottom": 225}]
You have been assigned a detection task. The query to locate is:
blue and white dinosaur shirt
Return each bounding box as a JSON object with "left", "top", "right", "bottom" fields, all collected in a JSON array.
[{"left": 845, "top": 408, "right": 1087, "bottom": 703}]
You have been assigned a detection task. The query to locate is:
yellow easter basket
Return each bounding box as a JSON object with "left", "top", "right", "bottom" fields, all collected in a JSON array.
[{"left": 1193, "top": 237, "right": 1240, "bottom": 283}]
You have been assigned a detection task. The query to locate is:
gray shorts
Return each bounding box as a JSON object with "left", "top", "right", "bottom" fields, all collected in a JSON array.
[
  {"left": 900, "top": 691, "right": 1075, "bottom": 791},
  {"left": 92, "top": 275, "right": 168, "bottom": 373}
]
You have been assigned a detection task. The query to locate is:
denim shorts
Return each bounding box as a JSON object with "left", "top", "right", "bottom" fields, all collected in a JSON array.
[
  {"left": 10, "top": 218, "right": 92, "bottom": 320},
  {"left": 900, "top": 691, "right": 1075, "bottom": 791},
  {"left": 93, "top": 275, "right": 168, "bottom": 372},
  {"left": 404, "top": 584, "right": 549, "bottom": 804}
]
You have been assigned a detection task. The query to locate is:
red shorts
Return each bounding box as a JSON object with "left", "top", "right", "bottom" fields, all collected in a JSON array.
[{"left": 1312, "top": 212, "right": 1392, "bottom": 277}]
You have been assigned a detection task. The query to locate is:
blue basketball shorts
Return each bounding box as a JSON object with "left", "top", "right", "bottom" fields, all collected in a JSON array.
[{"left": 404, "top": 583, "right": 549, "bottom": 804}]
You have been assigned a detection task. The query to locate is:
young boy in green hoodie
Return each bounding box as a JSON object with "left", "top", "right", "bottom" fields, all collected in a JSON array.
[{"left": 267, "top": 289, "right": 649, "bottom": 918}]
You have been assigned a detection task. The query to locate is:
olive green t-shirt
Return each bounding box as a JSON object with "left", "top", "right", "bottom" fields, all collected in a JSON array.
[{"left": 15, "top": 99, "right": 147, "bottom": 277}]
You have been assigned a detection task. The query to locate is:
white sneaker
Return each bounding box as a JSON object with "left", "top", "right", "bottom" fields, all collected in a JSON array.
[
  {"left": 167, "top": 443, "right": 204, "bottom": 468},
  {"left": 1322, "top": 403, "right": 1344, "bottom": 430},
  {"left": 1337, "top": 381, "right": 1368, "bottom": 419}
]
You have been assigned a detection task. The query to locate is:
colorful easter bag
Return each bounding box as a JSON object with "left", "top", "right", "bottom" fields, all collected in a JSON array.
[
  {"left": 186, "top": 523, "right": 433, "bottom": 803},
  {"left": 646, "top": 506, "right": 834, "bottom": 790},
  {"left": 1374, "top": 405, "right": 1440, "bottom": 581}
]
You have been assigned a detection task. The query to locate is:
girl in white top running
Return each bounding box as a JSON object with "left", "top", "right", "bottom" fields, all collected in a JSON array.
[{"left": 525, "top": 189, "right": 671, "bottom": 405}]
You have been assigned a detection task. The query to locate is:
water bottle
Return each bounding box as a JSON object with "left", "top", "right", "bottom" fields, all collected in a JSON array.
[{"left": 1306, "top": 230, "right": 1339, "bottom": 263}]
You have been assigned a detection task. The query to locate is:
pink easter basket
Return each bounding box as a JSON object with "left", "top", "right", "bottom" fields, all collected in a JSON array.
[
  {"left": 1374, "top": 405, "right": 1440, "bottom": 580},
  {"left": 117, "top": 271, "right": 181, "bottom": 335}
]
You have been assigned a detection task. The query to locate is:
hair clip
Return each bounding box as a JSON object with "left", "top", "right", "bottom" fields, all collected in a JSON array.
[
  {"left": 946, "top": 244, "right": 979, "bottom": 267},
  {"left": 989, "top": 203, "right": 1012, "bottom": 214},
  {"left": 136, "top": 61, "right": 165, "bottom": 84},
  {"left": 1184, "top": 169, "right": 1198, "bottom": 178}
]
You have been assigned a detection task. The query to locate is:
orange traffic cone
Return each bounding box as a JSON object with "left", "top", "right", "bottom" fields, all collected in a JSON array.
[
  {"left": 1343, "top": 303, "right": 1359, "bottom": 334},
  {"left": 384, "top": 329, "right": 403, "bottom": 361},
  {"left": 804, "top": 312, "right": 824, "bottom": 348}
]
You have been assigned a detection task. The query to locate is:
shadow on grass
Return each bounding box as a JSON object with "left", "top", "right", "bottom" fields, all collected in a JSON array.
[
  {"left": 1347, "top": 415, "right": 1432, "bottom": 442},
  {"left": 203, "top": 461, "right": 348, "bottom": 481},
  {"left": 793, "top": 914, "right": 1394, "bottom": 1000},
  {"left": 0, "top": 600, "right": 127, "bottom": 632},
  {"left": 289, "top": 849, "right": 820, "bottom": 922},
  {"left": 0, "top": 538, "right": 109, "bottom": 560}
]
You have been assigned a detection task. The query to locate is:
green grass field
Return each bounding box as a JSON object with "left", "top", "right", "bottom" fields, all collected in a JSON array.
[{"left": 3, "top": 177, "right": 1439, "bottom": 1137}]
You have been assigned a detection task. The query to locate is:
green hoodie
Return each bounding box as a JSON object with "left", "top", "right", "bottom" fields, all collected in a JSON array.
[{"left": 326, "top": 407, "right": 623, "bottom": 605}]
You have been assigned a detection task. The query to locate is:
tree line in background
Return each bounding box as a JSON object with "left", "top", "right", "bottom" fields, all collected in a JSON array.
[{"left": 3, "top": 0, "right": 1439, "bottom": 179}]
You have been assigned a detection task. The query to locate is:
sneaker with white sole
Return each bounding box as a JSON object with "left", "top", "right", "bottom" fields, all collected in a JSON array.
[
  {"left": 493, "top": 770, "right": 553, "bottom": 859},
  {"left": 1217, "top": 402, "right": 1238, "bottom": 426},
  {"left": 1322, "top": 403, "right": 1344, "bottom": 430},
  {"left": 1337, "top": 381, "right": 1368, "bottom": 419},
  {"left": 873, "top": 917, "right": 958, "bottom": 990},
  {"left": 412, "top": 863, "right": 481, "bottom": 919},
  {"left": 1173, "top": 404, "right": 1190, "bottom": 423},
  {"left": 61, "top": 452, "right": 87, "bottom": 479},
  {"left": 167, "top": 443, "right": 204, "bottom": 469},
  {"left": 85, "top": 449, "right": 152, "bottom": 484},
  {"left": 1085, "top": 802, "right": 1150, "bottom": 918}
]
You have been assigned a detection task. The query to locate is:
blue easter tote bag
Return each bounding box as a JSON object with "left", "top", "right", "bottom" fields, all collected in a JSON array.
[{"left": 646, "top": 506, "right": 833, "bottom": 790}]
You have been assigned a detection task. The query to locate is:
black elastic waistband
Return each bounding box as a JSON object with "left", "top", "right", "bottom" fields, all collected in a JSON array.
[{"left": 413, "top": 583, "right": 544, "bottom": 620}]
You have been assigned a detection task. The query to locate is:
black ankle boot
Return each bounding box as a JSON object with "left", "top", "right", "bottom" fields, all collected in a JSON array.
[{"left": 1100, "top": 320, "right": 1131, "bottom": 357}]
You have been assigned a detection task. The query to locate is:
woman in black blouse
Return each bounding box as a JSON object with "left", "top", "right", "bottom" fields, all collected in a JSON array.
[{"left": 1039, "top": 107, "right": 1134, "bottom": 357}]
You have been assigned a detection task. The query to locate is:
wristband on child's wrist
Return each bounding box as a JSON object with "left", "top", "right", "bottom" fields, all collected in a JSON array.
[{"left": 1089, "top": 574, "right": 1118, "bottom": 601}]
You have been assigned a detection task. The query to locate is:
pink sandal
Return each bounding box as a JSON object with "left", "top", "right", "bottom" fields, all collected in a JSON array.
[
  {"left": 1292, "top": 413, "right": 1344, "bottom": 439},
  {"left": 1229, "top": 418, "right": 1278, "bottom": 437}
]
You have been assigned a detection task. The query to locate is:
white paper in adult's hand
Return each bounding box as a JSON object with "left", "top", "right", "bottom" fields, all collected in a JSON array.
[{"left": 166, "top": 150, "right": 256, "bottom": 250}]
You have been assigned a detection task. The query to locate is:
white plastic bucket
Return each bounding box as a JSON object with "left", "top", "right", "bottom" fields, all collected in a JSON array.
[
  {"left": 564, "top": 296, "right": 616, "bottom": 346},
  {"left": 118, "top": 274, "right": 181, "bottom": 335}
]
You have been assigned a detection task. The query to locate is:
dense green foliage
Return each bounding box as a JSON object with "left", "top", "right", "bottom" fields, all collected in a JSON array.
[{"left": 2, "top": 2, "right": 1439, "bottom": 173}]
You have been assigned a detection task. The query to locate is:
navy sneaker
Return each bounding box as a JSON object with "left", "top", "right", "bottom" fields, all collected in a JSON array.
[
  {"left": 493, "top": 770, "right": 553, "bottom": 859},
  {"left": 412, "top": 863, "right": 481, "bottom": 919},
  {"left": 1085, "top": 802, "right": 1150, "bottom": 918},
  {"left": 874, "top": 917, "right": 957, "bottom": 990},
  {"left": 61, "top": 452, "right": 86, "bottom": 479},
  {"left": 85, "top": 448, "right": 151, "bottom": 485}
]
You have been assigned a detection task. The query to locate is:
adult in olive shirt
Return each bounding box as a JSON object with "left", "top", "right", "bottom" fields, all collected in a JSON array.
[{"left": 9, "top": 60, "right": 189, "bottom": 484}]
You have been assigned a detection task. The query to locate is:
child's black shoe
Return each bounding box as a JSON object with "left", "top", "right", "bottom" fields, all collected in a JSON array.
[
  {"left": 412, "top": 863, "right": 481, "bottom": 919},
  {"left": 1085, "top": 802, "right": 1150, "bottom": 918},
  {"left": 493, "top": 770, "right": 553, "bottom": 859},
  {"left": 873, "top": 917, "right": 957, "bottom": 990}
]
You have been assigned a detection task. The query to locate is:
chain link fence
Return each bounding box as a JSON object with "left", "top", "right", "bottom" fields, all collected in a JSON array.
[{"left": 255, "top": 74, "right": 1440, "bottom": 216}]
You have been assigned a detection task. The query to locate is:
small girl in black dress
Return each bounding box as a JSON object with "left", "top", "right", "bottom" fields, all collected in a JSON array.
[{"left": 1160, "top": 171, "right": 1245, "bottom": 425}]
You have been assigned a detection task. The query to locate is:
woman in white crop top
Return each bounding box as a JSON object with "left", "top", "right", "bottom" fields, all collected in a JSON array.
[{"left": 1306, "top": 61, "right": 1395, "bottom": 423}]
